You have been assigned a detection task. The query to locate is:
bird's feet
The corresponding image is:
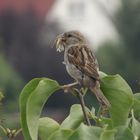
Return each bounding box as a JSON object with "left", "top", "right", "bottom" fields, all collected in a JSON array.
[{"left": 62, "top": 82, "right": 79, "bottom": 93}]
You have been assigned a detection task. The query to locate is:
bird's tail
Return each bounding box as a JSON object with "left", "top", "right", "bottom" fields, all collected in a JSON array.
[{"left": 90, "top": 87, "right": 111, "bottom": 108}]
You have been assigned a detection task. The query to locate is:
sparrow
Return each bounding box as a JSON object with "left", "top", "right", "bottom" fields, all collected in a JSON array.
[{"left": 54, "top": 30, "right": 111, "bottom": 108}]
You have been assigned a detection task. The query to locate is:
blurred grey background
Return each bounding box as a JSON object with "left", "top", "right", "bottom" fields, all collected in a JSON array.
[{"left": 0, "top": 0, "right": 140, "bottom": 138}]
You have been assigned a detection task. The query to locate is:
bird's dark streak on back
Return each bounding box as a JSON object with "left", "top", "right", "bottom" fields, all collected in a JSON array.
[
  {"left": 81, "top": 46, "right": 98, "bottom": 81},
  {"left": 79, "top": 46, "right": 85, "bottom": 66}
]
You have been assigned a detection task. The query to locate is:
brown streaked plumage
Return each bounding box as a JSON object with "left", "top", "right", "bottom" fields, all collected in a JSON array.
[
  {"left": 67, "top": 44, "right": 100, "bottom": 81},
  {"left": 54, "top": 30, "right": 111, "bottom": 108}
]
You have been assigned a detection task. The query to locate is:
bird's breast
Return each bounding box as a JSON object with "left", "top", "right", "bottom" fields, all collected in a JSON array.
[{"left": 64, "top": 50, "right": 82, "bottom": 81}]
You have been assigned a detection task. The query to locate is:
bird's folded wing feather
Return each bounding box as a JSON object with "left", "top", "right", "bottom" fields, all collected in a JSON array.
[{"left": 67, "top": 44, "right": 99, "bottom": 80}]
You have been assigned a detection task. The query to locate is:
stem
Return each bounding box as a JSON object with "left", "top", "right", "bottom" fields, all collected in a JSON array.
[
  {"left": 62, "top": 82, "right": 79, "bottom": 93},
  {"left": 76, "top": 90, "right": 91, "bottom": 126},
  {"left": 0, "top": 125, "right": 7, "bottom": 134},
  {"left": 62, "top": 82, "right": 78, "bottom": 89},
  {"left": 14, "top": 128, "right": 22, "bottom": 136},
  {"left": 62, "top": 83, "right": 91, "bottom": 126}
]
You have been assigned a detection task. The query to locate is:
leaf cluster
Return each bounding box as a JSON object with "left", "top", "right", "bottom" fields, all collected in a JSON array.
[{"left": 18, "top": 73, "right": 140, "bottom": 140}]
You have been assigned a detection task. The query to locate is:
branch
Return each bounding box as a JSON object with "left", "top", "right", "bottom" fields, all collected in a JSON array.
[{"left": 75, "top": 89, "right": 91, "bottom": 126}]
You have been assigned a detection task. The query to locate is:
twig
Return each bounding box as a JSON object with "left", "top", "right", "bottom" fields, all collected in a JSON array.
[
  {"left": 75, "top": 89, "right": 91, "bottom": 126},
  {"left": 62, "top": 82, "right": 78, "bottom": 93},
  {"left": 62, "top": 82, "right": 79, "bottom": 88},
  {"left": 62, "top": 83, "right": 91, "bottom": 126}
]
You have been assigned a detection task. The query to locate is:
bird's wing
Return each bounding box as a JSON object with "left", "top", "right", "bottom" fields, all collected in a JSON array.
[{"left": 67, "top": 44, "right": 99, "bottom": 80}]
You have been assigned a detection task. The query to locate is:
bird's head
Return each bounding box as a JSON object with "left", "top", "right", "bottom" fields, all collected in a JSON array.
[{"left": 54, "top": 30, "right": 86, "bottom": 52}]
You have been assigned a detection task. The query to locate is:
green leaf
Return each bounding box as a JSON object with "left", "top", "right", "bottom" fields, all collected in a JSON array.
[
  {"left": 61, "top": 104, "right": 89, "bottom": 130},
  {"left": 38, "top": 117, "right": 60, "bottom": 140},
  {"left": 115, "top": 126, "right": 134, "bottom": 140},
  {"left": 99, "top": 118, "right": 113, "bottom": 129},
  {"left": 101, "top": 74, "right": 133, "bottom": 127},
  {"left": 131, "top": 110, "right": 140, "bottom": 137},
  {"left": 100, "top": 128, "right": 116, "bottom": 140},
  {"left": 20, "top": 78, "right": 61, "bottom": 140},
  {"left": 134, "top": 93, "right": 140, "bottom": 100},
  {"left": 99, "top": 71, "right": 108, "bottom": 79},
  {"left": 20, "top": 78, "right": 41, "bottom": 140},
  {"left": 0, "top": 91, "right": 4, "bottom": 101},
  {"left": 48, "top": 129, "right": 73, "bottom": 140},
  {"left": 68, "top": 123, "right": 116, "bottom": 140},
  {"left": 133, "top": 93, "right": 140, "bottom": 119},
  {"left": 69, "top": 124, "right": 116, "bottom": 140},
  {"left": 69, "top": 123, "right": 102, "bottom": 140}
]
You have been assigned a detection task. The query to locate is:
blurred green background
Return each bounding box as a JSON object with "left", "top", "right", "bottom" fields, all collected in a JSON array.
[{"left": 0, "top": 0, "right": 140, "bottom": 138}]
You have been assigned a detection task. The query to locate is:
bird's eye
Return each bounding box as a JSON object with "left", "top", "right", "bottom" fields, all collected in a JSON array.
[{"left": 67, "top": 34, "right": 72, "bottom": 38}]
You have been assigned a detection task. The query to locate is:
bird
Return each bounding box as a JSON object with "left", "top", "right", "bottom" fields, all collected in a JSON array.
[{"left": 54, "top": 30, "right": 111, "bottom": 108}]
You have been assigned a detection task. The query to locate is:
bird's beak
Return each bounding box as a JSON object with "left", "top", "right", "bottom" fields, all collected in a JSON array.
[{"left": 53, "top": 34, "right": 65, "bottom": 52}]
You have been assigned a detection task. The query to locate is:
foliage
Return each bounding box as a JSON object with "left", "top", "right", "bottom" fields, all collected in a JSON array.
[
  {"left": 16, "top": 73, "right": 140, "bottom": 140},
  {"left": 0, "top": 92, "right": 4, "bottom": 102},
  {"left": 0, "top": 54, "right": 24, "bottom": 112}
]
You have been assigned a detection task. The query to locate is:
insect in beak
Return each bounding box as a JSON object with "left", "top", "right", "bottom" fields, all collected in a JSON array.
[{"left": 54, "top": 34, "right": 65, "bottom": 52}]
